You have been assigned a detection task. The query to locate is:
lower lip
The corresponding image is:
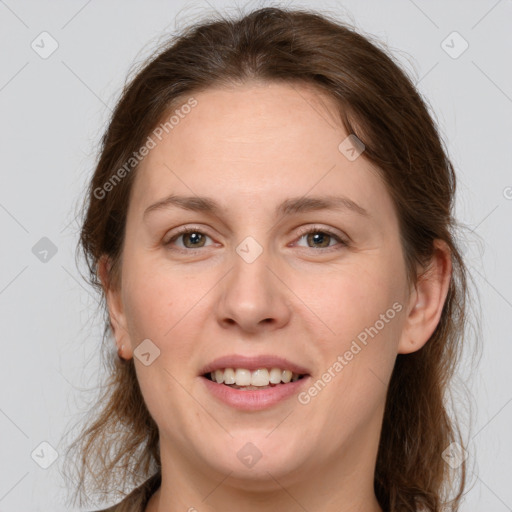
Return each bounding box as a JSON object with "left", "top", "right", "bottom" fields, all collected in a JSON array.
[{"left": 200, "top": 375, "right": 310, "bottom": 411}]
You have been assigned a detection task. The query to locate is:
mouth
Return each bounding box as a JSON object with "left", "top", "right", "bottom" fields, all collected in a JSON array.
[
  {"left": 198, "top": 355, "right": 311, "bottom": 409},
  {"left": 203, "top": 368, "right": 308, "bottom": 390}
]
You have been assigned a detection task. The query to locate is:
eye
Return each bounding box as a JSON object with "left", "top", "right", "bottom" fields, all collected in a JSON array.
[
  {"left": 293, "top": 226, "right": 349, "bottom": 251},
  {"left": 163, "top": 225, "right": 349, "bottom": 253},
  {"left": 163, "top": 227, "right": 214, "bottom": 250}
]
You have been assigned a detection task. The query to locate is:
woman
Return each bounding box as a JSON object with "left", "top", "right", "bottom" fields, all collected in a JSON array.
[{"left": 63, "top": 6, "right": 472, "bottom": 512}]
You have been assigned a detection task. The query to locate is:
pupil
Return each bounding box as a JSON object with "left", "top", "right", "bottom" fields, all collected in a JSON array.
[
  {"left": 186, "top": 232, "right": 203, "bottom": 247},
  {"left": 309, "top": 232, "right": 329, "bottom": 248}
]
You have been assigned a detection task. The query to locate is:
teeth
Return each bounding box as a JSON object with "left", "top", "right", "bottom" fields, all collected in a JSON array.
[
  {"left": 269, "top": 368, "right": 282, "bottom": 384},
  {"left": 223, "top": 368, "right": 236, "bottom": 384},
  {"left": 281, "top": 370, "right": 292, "bottom": 383},
  {"left": 208, "top": 367, "right": 303, "bottom": 387},
  {"left": 251, "top": 368, "right": 269, "bottom": 386},
  {"left": 235, "top": 368, "right": 252, "bottom": 386}
]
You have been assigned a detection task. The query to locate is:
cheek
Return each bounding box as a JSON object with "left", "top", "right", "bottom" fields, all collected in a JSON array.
[
  {"left": 123, "top": 275, "right": 175, "bottom": 340},
  {"left": 122, "top": 258, "right": 209, "bottom": 364},
  {"left": 314, "top": 258, "right": 404, "bottom": 341},
  {"left": 121, "top": 263, "right": 200, "bottom": 422},
  {"left": 308, "top": 280, "right": 403, "bottom": 434},
  {"left": 122, "top": 244, "right": 190, "bottom": 320},
  {"left": 306, "top": 254, "right": 406, "bottom": 407}
]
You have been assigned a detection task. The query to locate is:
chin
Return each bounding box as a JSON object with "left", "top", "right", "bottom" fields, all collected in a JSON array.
[{"left": 197, "top": 434, "right": 311, "bottom": 489}]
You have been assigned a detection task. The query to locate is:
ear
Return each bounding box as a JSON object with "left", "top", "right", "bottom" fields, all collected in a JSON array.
[
  {"left": 97, "top": 255, "right": 133, "bottom": 360},
  {"left": 397, "top": 239, "right": 452, "bottom": 355}
]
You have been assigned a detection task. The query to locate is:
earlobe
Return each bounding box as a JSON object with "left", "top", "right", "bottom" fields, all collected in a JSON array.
[
  {"left": 97, "top": 255, "right": 133, "bottom": 360},
  {"left": 397, "top": 239, "right": 452, "bottom": 355}
]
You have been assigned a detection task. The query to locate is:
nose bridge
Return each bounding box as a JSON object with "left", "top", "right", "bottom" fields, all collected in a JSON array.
[
  {"left": 231, "top": 232, "right": 275, "bottom": 304},
  {"left": 216, "top": 232, "right": 291, "bottom": 330}
]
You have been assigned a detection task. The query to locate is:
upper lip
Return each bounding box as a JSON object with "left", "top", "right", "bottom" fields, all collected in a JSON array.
[{"left": 200, "top": 354, "right": 311, "bottom": 376}]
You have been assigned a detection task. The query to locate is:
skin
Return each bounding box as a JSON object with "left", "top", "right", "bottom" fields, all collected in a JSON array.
[{"left": 99, "top": 81, "right": 452, "bottom": 512}]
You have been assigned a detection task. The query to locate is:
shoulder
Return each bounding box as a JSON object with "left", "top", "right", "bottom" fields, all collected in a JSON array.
[{"left": 89, "top": 472, "right": 162, "bottom": 512}]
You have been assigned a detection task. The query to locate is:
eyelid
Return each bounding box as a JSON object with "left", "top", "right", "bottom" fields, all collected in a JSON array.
[
  {"left": 291, "top": 225, "right": 349, "bottom": 252},
  {"left": 163, "top": 224, "right": 349, "bottom": 252},
  {"left": 163, "top": 225, "right": 215, "bottom": 247},
  {"left": 293, "top": 224, "right": 349, "bottom": 244}
]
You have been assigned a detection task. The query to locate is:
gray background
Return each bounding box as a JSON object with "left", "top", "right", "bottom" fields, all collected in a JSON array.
[{"left": 0, "top": 0, "right": 511, "bottom": 510}]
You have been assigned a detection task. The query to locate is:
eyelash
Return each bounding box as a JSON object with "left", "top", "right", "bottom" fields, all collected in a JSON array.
[{"left": 163, "top": 225, "right": 349, "bottom": 253}]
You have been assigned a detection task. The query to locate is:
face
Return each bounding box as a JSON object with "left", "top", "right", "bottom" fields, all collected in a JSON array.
[{"left": 105, "top": 81, "right": 421, "bottom": 491}]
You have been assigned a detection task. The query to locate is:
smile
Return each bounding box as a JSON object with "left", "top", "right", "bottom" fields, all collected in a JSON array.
[
  {"left": 204, "top": 367, "right": 306, "bottom": 389},
  {"left": 201, "top": 371, "right": 310, "bottom": 411}
]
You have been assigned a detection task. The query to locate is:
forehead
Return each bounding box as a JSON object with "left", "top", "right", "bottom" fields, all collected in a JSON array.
[
  {"left": 129, "top": 81, "right": 393, "bottom": 225},
  {"left": 149, "top": 81, "right": 345, "bottom": 164}
]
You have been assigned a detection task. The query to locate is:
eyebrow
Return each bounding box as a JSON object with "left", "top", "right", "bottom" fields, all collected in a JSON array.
[{"left": 143, "top": 194, "right": 370, "bottom": 219}]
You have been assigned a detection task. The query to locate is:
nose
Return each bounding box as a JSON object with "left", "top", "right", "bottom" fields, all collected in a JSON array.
[{"left": 215, "top": 241, "right": 292, "bottom": 334}]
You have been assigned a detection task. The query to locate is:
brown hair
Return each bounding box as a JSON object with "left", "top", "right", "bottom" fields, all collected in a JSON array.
[{"left": 62, "top": 6, "right": 476, "bottom": 511}]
